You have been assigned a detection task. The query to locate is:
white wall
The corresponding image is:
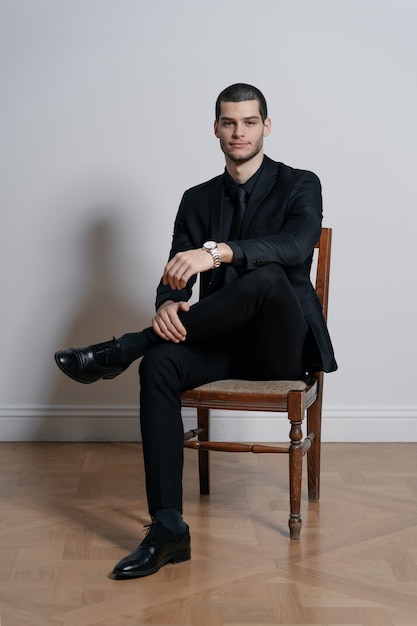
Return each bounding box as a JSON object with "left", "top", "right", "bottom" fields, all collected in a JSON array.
[{"left": 1, "top": 0, "right": 416, "bottom": 441}]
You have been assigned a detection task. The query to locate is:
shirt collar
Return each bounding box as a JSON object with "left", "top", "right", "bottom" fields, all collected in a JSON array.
[{"left": 223, "top": 156, "right": 265, "bottom": 200}]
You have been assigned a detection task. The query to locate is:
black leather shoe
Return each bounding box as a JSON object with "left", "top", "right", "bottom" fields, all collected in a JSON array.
[
  {"left": 112, "top": 521, "right": 191, "bottom": 579},
  {"left": 54, "top": 338, "right": 126, "bottom": 384}
]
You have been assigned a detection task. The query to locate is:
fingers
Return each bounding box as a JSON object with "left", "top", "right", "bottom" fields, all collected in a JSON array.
[
  {"left": 152, "top": 301, "right": 189, "bottom": 343},
  {"left": 163, "top": 253, "right": 192, "bottom": 289},
  {"left": 163, "top": 249, "right": 212, "bottom": 289}
]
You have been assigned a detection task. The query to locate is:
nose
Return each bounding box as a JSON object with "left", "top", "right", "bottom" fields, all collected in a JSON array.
[{"left": 232, "top": 123, "right": 245, "bottom": 137}]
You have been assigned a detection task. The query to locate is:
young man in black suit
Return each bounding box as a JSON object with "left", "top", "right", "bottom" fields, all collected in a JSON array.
[{"left": 55, "top": 83, "right": 337, "bottom": 578}]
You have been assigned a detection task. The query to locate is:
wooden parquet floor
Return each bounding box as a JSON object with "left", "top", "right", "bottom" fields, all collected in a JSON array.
[{"left": 0, "top": 442, "right": 417, "bottom": 626}]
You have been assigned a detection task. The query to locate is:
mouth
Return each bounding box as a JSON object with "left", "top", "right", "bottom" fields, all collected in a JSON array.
[{"left": 230, "top": 143, "right": 249, "bottom": 148}]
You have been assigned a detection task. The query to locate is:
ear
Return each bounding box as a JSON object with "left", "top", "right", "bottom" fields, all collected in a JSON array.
[
  {"left": 263, "top": 117, "right": 272, "bottom": 137},
  {"left": 214, "top": 120, "right": 220, "bottom": 138}
]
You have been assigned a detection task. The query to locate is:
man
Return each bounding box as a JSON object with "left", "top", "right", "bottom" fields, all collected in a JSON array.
[{"left": 55, "top": 83, "right": 337, "bottom": 579}]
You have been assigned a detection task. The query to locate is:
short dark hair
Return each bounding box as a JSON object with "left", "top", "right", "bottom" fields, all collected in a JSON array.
[{"left": 215, "top": 83, "right": 268, "bottom": 122}]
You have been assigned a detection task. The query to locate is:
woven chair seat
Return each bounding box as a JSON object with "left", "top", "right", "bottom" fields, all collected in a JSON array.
[{"left": 189, "top": 379, "right": 307, "bottom": 395}]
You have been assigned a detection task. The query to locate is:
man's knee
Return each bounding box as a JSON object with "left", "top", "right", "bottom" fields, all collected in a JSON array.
[
  {"left": 139, "top": 343, "right": 183, "bottom": 381},
  {"left": 236, "top": 264, "right": 288, "bottom": 301}
]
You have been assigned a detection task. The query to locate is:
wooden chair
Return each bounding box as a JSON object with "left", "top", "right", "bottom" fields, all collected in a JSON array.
[{"left": 182, "top": 227, "right": 333, "bottom": 539}]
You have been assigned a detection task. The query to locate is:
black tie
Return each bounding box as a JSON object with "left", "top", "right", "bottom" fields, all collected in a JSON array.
[{"left": 229, "top": 185, "right": 247, "bottom": 239}]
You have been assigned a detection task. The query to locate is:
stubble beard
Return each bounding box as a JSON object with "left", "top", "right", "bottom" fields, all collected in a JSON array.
[{"left": 221, "top": 138, "right": 264, "bottom": 164}]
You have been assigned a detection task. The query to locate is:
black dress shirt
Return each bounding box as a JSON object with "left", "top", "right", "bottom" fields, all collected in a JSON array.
[{"left": 223, "top": 158, "right": 265, "bottom": 267}]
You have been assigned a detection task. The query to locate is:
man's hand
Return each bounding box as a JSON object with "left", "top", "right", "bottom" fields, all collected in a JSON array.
[
  {"left": 162, "top": 248, "right": 214, "bottom": 290},
  {"left": 152, "top": 300, "right": 190, "bottom": 343},
  {"left": 162, "top": 244, "right": 234, "bottom": 290}
]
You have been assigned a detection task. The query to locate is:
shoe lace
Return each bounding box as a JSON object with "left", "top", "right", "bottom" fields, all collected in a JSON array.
[
  {"left": 92, "top": 338, "right": 119, "bottom": 366},
  {"left": 141, "top": 522, "right": 159, "bottom": 545}
]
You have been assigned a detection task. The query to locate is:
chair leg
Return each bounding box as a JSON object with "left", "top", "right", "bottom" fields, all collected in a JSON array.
[
  {"left": 306, "top": 373, "right": 323, "bottom": 502},
  {"left": 197, "top": 408, "right": 210, "bottom": 495},
  {"left": 288, "top": 391, "right": 304, "bottom": 539}
]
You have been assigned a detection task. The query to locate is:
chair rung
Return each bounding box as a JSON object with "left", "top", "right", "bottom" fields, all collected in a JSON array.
[{"left": 183, "top": 440, "right": 288, "bottom": 453}]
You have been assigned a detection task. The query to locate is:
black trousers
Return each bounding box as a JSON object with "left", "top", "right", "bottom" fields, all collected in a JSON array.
[{"left": 139, "top": 264, "right": 308, "bottom": 515}]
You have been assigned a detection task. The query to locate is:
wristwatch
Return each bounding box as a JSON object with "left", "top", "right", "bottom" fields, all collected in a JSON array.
[{"left": 202, "top": 240, "right": 221, "bottom": 268}]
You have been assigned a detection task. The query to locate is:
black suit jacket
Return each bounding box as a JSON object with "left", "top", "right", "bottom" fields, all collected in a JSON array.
[{"left": 156, "top": 156, "right": 337, "bottom": 373}]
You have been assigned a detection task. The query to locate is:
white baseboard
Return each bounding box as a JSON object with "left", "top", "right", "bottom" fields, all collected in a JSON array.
[{"left": 0, "top": 405, "right": 416, "bottom": 442}]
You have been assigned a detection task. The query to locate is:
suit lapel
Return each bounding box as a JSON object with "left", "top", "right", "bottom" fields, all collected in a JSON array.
[
  {"left": 205, "top": 157, "right": 280, "bottom": 240},
  {"left": 208, "top": 176, "right": 225, "bottom": 241}
]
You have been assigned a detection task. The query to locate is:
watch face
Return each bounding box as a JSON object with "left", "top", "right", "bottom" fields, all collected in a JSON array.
[{"left": 204, "top": 241, "right": 216, "bottom": 249}]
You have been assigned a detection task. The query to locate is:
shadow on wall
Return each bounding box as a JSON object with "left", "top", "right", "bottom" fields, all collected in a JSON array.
[
  {"left": 44, "top": 213, "right": 152, "bottom": 440},
  {"left": 20, "top": 213, "right": 153, "bottom": 549}
]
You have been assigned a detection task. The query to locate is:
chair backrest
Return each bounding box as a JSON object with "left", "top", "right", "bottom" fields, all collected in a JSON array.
[{"left": 313, "top": 227, "right": 332, "bottom": 322}]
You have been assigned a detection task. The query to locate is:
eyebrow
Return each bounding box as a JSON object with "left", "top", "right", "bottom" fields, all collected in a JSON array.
[{"left": 220, "top": 115, "right": 261, "bottom": 122}]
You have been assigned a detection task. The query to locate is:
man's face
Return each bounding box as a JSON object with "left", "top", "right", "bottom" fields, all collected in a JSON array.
[{"left": 214, "top": 100, "right": 271, "bottom": 164}]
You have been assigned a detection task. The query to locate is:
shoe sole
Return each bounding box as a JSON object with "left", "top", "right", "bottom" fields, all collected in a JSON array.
[{"left": 112, "top": 547, "right": 191, "bottom": 579}]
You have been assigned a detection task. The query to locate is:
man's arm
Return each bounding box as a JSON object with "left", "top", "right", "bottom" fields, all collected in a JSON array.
[
  {"left": 231, "top": 171, "right": 323, "bottom": 269},
  {"left": 154, "top": 165, "right": 322, "bottom": 327},
  {"left": 152, "top": 243, "right": 233, "bottom": 341}
]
